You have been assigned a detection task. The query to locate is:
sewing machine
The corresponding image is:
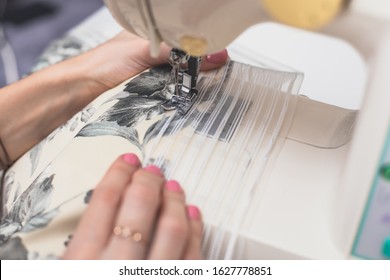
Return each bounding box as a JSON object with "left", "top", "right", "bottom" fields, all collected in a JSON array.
[{"left": 104, "top": 0, "right": 390, "bottom": 259}]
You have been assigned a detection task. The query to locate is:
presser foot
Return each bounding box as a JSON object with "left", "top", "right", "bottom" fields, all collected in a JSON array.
[{"left": 168, "top": 48, "right": 201, "bottom": 115}]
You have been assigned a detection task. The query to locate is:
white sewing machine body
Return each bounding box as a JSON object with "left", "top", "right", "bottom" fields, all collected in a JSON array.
[
  {"left": 228, "top": 3, "right": 390, "bottom": 260},
  {"left": 104, "top": 0, "right": 390, "bottom": 259}
]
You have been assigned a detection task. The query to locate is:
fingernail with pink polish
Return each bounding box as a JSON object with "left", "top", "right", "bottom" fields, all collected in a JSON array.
[
  {"left": 165, "top": 180, "right": 182, "bottom": 192},
  {"left": 144, "top": 165, "right": 162, "bottom": 176},
  {"left": 187, "top": 205, "right": 201, "bottom": 220},
  {"left": 206, "top": 49, "right": 228, "bottom": 64},
  {"left": 122, "top": 153, "right": 140, "bottom": 166}
]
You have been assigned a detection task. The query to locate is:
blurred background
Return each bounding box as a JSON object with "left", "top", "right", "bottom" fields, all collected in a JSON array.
[{"left": 0, "top": 0, "right": 104, "bottom": 87}]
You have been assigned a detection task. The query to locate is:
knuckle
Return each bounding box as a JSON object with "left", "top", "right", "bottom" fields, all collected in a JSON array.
[
  {"left": 132, "top": 169, "right": 165, "bottom": 188},
  {"left": 160, "top": 215, "right": 189, "bottom": 239},
  {"left": 92, "top": 186, "right": 120, "bottom": 207},
  {"left": 128, "top": 185, "right": 159, "bottom": 207}
]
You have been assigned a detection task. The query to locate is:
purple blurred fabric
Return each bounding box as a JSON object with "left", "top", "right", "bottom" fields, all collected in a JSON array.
[{"left": 0, "top": 0, "right": 103, "bottom": 87}]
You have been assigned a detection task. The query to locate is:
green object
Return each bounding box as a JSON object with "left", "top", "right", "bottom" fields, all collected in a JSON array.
[
  {"left": 380, "top": 164, "right": 390, "bottom": 181},
  {"left": 383, "top": 237, "right": 390, "bottom": 259}
]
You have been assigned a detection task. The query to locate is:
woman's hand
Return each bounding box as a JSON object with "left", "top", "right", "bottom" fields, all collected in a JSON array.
[
  {"left": 83, "top": 30, "right": 229, "bottom": 94},
  {"left": 63, "top": 154, "right": 203, "bottom": 259}
]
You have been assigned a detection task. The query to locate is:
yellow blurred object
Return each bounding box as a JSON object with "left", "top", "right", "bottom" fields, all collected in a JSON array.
[
  {"left": 261, "top": 0, "right": 344, "bottom": 29},
  {"left": 180, "top": 36, "right": 208, "bottom": 57}
]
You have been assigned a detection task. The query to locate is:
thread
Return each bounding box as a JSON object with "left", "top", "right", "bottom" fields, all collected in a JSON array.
[{"left": 143, "top": 60, "right": 302, "bottom": 259}]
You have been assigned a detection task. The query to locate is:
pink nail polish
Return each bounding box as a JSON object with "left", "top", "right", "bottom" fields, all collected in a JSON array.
[
  {"left": 187, "top": 205, "right": 201, "bottom": 220},
  {"left": 165, "top": 180, "right": 182, "bottom": 192},
  {"left": 144, "top": 165, "right": 162, "bottom": 176},
  {"left": 122, "top": 153, "right": 140, "bottom": 166},
  {"left": 206, "top": 49, "right": 228, "bottom": 64}
]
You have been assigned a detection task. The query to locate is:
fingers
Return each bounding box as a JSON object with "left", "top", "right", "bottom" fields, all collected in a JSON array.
[
  {"left": 200, "top": 49, "right": 229, "bottom": 71},
  {"left": 184, "top": 205, "right": 203, "bottom": 260},
  {"left": 121, "top": 27, "right": 228, "bottom": 71},
  {"left": 104, "top": 165, "right": 165, "bottom": 259},
  {"left": 148, "top": 180, "right": 189, "bottom": 259},
  {"left": 64, "top": 153, "right": 141, "bottom": 259},
  {"left": 87, "top": 30, "right": 228, "bottom": 91},
  {"left": 148, "top": 181, "right": 203, "bottom": 260},
  {"left": 63, "top": 152, "right": 204, "bottom": 260}
]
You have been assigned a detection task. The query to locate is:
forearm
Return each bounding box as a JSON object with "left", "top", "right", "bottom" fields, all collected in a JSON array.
[
  {"left": 0, "top": 51, "right": 107, "bottom": 164},
  {"left": 0, "top": 32, "right": 154, "bottom": 165}
]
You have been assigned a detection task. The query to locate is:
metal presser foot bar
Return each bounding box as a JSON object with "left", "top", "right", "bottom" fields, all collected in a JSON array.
[{"left": 168, "top": 48, "right": 202, "bottom": 115}]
